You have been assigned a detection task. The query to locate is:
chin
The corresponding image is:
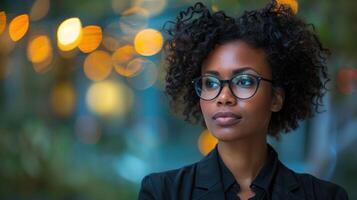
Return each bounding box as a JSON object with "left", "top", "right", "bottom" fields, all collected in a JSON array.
[{"left": 211, "top": 127, "right": 250, "bottom": 142}]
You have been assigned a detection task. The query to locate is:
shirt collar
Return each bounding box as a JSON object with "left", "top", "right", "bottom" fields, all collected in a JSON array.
[{"left": 217, "top": 143, "right": 279, "bottom": 194}]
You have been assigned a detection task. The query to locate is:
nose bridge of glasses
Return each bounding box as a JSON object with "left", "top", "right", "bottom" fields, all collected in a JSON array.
[{"left": 218, "top": 79, "right": 235, "bottom": 98}]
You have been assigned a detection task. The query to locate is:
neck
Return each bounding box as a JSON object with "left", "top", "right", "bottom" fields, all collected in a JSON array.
[{"left": 217, "top": 135, "right": 268, "bottom": 189}]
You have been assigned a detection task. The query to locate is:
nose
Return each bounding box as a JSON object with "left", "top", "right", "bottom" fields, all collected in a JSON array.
[{"left": 216, "top": 83, "right": 237, "bottom": 106}]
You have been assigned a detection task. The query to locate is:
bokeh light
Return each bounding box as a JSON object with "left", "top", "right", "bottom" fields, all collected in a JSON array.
[
  {"left": 134, "top": 28, "right": 163, "bottom": 56},
  {"left": 27, "top": 35, "right": 52, "bottom": 63},
  {"left": 276, "top": 0, "right": 298, "bottom": 14},
  {"left": 126, "top": 58, "right": 157, "bottom": 90},
  {"left": 9, "top": 14, "right": 29, "bottom": 41},
  {"left": 57, "top": 17, "right": 82, "bottom": 51},
  {"left": 133, "top": 0, "right": 166, "bottom": 17},
  {"left": 30, "top": 0, "right": 50, "bottom": 21},
  {"left": 198, "top": 129, "right": 218, "bottom": 156},
  {"left": 86, "top": 80, "right": 134, "bottom": 116},
  {"left": 83, "top": 50, "right": 113, "bottom": 81},
  {"left": 112, "top": 45, "right": 140, "bottom": 77},
  {"left": 78, "top": 25, "right": 102, "bottom": 53},
  {"left": 0, "top": 11, "right": 6, "bottom": 36},
  {"left": 50, "top": 82, "right": 76, "bottom": 117}
]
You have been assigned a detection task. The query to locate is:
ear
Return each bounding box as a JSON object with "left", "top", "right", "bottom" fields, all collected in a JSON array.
[{"left": 271, "top": 87, "right": 284, "bottom": 112}]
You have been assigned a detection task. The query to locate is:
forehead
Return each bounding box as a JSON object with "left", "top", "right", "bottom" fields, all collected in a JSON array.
[{"left": 201, "top": 40, "right": 271, "bottom": 77}]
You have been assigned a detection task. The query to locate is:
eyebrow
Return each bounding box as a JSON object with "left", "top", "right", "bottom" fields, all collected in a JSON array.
[{"left": 203, "top": 67, "right": 256, "bottom": 75}]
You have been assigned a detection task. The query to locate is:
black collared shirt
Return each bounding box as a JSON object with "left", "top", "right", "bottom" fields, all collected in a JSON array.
[
  {"left": 139, "top": 143, "right": 349, "bottom": 200},
  {"left": 217, "top": 144, "right": 278, "bottom": 200}
]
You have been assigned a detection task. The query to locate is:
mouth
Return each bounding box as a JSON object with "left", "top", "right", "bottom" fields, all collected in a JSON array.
[{"left": 212, "top": 112, "right": 242, "bottom": 127}]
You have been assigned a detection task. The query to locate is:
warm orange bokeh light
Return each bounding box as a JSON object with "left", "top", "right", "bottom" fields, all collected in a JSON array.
[
  {"left": 134, "top": 28, "right": 163, "bottom": 56},
  {"left": 198, "top": 129, "right": 218, "bottom": 156},
  {"left": 112, "top": 45, "right": 140, "bottom": 77},
  {"left": 30, "top": 0, "right": 50, "bottom": 21},
  {"left": 78, "top": 25, "right": 103, "bottom": 53},
  {"left": 276, "top": 0, "right": 298, "bottom": 14},
  {"left": 9, "top": 14, "right": 29, "bottom": 41},
  {"left": 27, "top": 35, "right": 52, "bottom": 63},
  {"left": 57, "top": 17, "right": 82, "bottom": 51},
  {"left": 84, "top": 50, "right": 113, "bottom": 81},
  {"left": 0, "top": 11, "right": 6, "bottom": 36},
  {"left": 50, "top": 82, "right": 76, "bottom": 117}
]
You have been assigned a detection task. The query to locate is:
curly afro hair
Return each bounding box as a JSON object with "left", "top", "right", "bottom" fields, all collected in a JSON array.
[{"left": 163, "top": 1, "right": 330, "bottom": 138}]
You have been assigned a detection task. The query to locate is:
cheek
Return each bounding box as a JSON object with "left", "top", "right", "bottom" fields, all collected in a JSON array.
[
  {"left": 240, "top": 87, "right": 273, "bottom": 122},
  {"left": 199, "top": 100, "right": 209, "bottom": 116},
  {"left": 199, "top": 99, "right": 214, "bottom": 122}
]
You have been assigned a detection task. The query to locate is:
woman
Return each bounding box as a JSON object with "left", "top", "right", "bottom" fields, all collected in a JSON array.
[{"left": 139, "top": 1, "right": 349, "bottom": 199}]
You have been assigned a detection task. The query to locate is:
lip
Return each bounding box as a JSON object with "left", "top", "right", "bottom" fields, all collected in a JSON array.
[{"left": 212, "top": 112, "right": 242, "bottom": 126}]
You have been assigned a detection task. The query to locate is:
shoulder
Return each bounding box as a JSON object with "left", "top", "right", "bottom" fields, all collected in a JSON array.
[
  {"left": 294, "top": 171, "right": 349, "bottom": 199},
  {"left": 274, "top": 161, "right": 348, "bottom": 199},
  {"left": 138, "top": 162, "right": 198, "bottom": 199}
]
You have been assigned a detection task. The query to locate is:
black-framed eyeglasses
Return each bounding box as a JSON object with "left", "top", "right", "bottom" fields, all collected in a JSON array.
[{"left": 191, "top": 74, "right": 273, "bottom": 101}]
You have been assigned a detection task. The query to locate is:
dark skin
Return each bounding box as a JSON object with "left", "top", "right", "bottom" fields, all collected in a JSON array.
[{"left": 200, "top": 40, "right": 284, "bottom": 199}]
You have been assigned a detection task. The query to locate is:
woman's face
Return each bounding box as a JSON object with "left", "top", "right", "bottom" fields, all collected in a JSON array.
[{"left": 200, "top": 40, "right": 284, "bottom": 141}]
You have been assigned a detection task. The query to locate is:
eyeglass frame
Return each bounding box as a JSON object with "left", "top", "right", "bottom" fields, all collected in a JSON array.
[{"left": 191, "top": 73, "right": 274, "bottom": 101}]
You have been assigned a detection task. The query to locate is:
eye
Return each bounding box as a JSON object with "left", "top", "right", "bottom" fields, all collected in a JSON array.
[
  {"left": 233, "top": 75, "right": 256, "bottom": 88},
  {"left": 203, "top": 77, "right": 220, "bottom": 89}
]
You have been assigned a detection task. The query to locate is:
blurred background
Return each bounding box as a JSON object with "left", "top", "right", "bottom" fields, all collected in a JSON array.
[{"left": 0, "top": 0, "right": 356, "bottom": 199}]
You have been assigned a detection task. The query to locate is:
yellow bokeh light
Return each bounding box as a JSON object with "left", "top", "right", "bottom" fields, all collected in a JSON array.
[
  {"left": 86, "top": 80, "right": 134, "bottom": 116},
  {"left": 198, "top": 129, "right": 218, "bottom": 156},
  {"left": 30, "top": 0, "right": 50, "bottom": 21},
  {"left": 134, "top": 0, "right": 166, "bottom": 17},
  {"left": 78, "top": 25, "right": 103, "bottom": 53},
  {"left": 276, "top": 0, "right": 298, "bottom": 14},
  {"left": 112, "top": 45, "right": 140, "bottom": 77},
  {"left": 27, "top": 35, "right": 52, "bottom": 63},
  {"left": 9, "top": 14, "right": 29, "bottom": 42},
  {"left": 57, "top": 17, "right": 82, "bottom": 51},
  {"left": 127, "top": 58, "right": 157, "bottom": 90},
  {"left": 0, "top": 11, "right": 6, "bottom": 36},
  {"left": 50, "top": 82, "right": 76, "bottom": 117},
  {"left": 32, "top": 49, "right": 53, "bottom": 73},
  {"left": 134, "top": 28, "right": 163, "bottom": 56},
  {"left": 84, "top": 50, "right": 112, "bottom": 81}
]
